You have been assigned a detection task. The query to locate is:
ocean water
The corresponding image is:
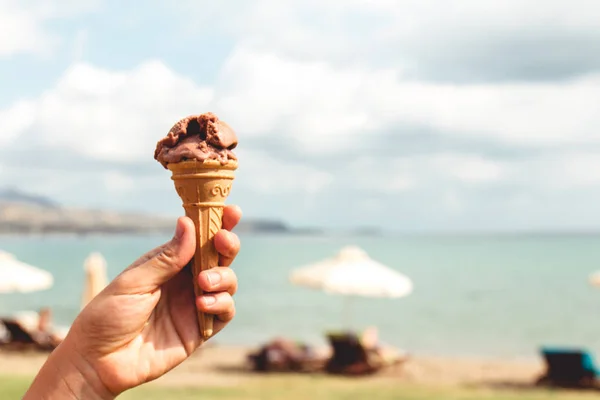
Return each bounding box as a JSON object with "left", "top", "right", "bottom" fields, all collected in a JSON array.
[{"left": 1, "top": 232, "right": 600, "bottom": 359}]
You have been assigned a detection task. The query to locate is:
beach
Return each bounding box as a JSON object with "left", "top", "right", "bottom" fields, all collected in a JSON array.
[
  {"left": 10, "top": 344, "right": 600, "bottom": 399},
  {"left": 0, "top": 345, "right": 544, "bottom": 388}
]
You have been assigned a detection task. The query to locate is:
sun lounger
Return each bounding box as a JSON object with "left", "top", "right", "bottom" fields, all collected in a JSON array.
[
  {"left": 247, "top": 338, "right": 327, "bottom": 373},
  {"left": 536, "top": 347, "right": 600, "bottom": 389},
  {"left": 324, "top": 331, "right": 405, "bottom": 375},
  {"left": 325, "top": 332, "right": 377, "bottom": 375},
  {"left": 0, "top": 319, "right": 58, "bottom": 352}
]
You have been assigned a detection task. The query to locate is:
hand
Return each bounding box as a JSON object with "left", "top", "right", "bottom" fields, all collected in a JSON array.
[{"left": 24, "top": 205, "right": 242, "bottom": 399}]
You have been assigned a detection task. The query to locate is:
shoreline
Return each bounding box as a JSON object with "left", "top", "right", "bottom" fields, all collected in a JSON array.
[{"left": 0, "top": 345, "right": 545, "bottom": 388}]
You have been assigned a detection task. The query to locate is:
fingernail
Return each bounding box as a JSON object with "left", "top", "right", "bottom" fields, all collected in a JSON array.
[
  {"left": 174, "top": 220, "right": 184, "bottom": 240},
  {"left": 207, "top": 271, "right": 222, "bottom": 287},
  {"left": 203, "top": 295, "right": 216, "bottom": 306}
]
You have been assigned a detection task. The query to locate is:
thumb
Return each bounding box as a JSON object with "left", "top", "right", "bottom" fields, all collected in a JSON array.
[{"left": 112, "top": 217, "right": 196, "bottom": 294}]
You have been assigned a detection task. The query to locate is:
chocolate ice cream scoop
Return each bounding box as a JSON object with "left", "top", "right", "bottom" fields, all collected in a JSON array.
[{"left": 154, "top": 112, "right": 238, "bottom": 168}]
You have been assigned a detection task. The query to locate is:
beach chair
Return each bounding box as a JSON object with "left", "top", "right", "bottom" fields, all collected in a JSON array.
[
  {"left": 325, "top": 331, "right": 407, "bottom": 376},
  {"left": 247, "top": 338, "right": 326, "bottom": 373},
  {"left": 536, "top": 347, "right": 600, "bottom": 389},
  {"left": 325, "top": 332, "right": 382, "bottom": 375},
  {"left": 0, "top": 319, "right": 58, "bottom": 352}
]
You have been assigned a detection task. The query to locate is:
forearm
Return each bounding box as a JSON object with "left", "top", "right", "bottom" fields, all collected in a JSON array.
[{"left": 23, "top": 342, "right": 114, "bottom": 400}]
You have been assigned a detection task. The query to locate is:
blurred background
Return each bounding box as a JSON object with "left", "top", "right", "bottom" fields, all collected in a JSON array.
[{"left": 2, "top": 0, "right": 600, "bottom": 398}]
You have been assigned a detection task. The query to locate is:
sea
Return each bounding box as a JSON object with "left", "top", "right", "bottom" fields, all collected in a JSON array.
[{"left": 1, "top": 232, "right": 600, "bottom": 360}]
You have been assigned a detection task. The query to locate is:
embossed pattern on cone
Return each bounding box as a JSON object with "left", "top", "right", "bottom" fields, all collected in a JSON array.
[{"left": 168, "top": 160, "right": 237, "bottom": 340}]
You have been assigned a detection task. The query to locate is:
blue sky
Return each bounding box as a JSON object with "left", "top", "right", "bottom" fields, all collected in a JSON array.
[{"left": 2, "top": 0, "right": 600, "bottom": 232}]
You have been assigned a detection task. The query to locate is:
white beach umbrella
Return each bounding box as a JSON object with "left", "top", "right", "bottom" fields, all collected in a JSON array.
[
  {"left": 289, "top": 246, "right": 413, "bottom": 325},
  {"left": 81, "top": 252, "right": 108, "bottom": 309},
  {"left": 0, "top": 250, "right": 53, "bottom": 293},
  {"left": 589, "top": 271, "right": 600, "bottom": 287}
]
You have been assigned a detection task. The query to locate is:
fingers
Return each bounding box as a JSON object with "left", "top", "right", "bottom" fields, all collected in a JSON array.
[
  {"left": 111, "top": 217, "right": 196, "bottom": 294},
  {"left": 214, "top": 230, "right": 240, "bottom": 267},
  {"left": 196, "top": 292, "right": 236, "bottom": 323},
  {"left": 123, "top": 204, "right": 240, "bottom": 272},
  {"left": 222, "top": 205, "right": 242, "bottom": 231},
  {"left": 198, "top": 267, "right": 238, "bottom": 295},
  {"left": 197, "top": 266, "right": 238, "bottom": 327}
]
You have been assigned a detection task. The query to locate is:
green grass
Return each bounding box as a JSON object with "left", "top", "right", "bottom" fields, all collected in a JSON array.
[
  {"left": 0, "top": 376, "right": 34, "bottom": 399},
  {"left": 3, "top": 374, "right": 599, "bottom": 400}
]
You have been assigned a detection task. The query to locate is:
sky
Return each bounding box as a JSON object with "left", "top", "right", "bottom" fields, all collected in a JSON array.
[{"left": 2, "top": 0, "right": 600, "bottom": 233}]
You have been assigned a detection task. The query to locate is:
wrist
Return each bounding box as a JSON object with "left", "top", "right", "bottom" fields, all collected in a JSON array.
[{"left": 24, "top": 339, "right": 114, "bottom": 400}]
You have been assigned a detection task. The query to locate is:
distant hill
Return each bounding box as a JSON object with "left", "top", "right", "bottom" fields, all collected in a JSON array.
[
  {"left": 0, "top": 188, "right": 58, "bottom": 208},
  {"left": 0, "top": 188, "right": 303, "bottom": 235},
  {"left": 235, "top": 219, "right": 289, "bottom": 233}
]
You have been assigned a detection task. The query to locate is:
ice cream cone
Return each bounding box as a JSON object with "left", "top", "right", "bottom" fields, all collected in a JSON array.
[{"left": 168, "top": 159, "right": 237, "bottom": 340}]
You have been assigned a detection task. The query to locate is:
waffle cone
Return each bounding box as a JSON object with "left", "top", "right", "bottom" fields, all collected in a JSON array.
[{"left": 168, "top": 159, "right": 237, "bottom": 340}]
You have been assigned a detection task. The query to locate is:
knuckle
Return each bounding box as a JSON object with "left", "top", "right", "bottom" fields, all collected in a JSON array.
[
  {"left": 221, "top": 232, "right": 239, "bottom": 255},
  {"left": 221, "top": 267, "right": 234, "bottom": 279},
  {"left": 217, "top": 293, "right": 234, "bottom": 309},
  {"left": 154, "top": 245, "right": 178, "bottom": 268},
  {"left": 218, "top": 291, "right": 232, "bottom": 302},
  {"left": 199, "top": 272, "right": 211, "bottom": 290},
  {"left": 230, "top": 232, "right": 240, "bottom": 245},
  {"left": 221, "top": 304, "right": 236, "bottom": 321},
  {"left": 213, "top": 268, "right": 237, "bottom": 292},
  {"left": 230, "top": 235, "right": 241, "bottom": 254},
  {"left": 228, "top": 273, "right": 238, "bottom": 294}
]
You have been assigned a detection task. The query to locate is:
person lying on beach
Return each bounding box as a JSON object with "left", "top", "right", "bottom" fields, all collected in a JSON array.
[
  {"left": 23, "top": 205, "right": 242, "bottom": 400},
  {"left": 34, "top": 307, "right": 67, "bottom": 347}
]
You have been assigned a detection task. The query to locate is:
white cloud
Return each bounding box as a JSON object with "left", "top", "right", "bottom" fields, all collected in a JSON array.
[
  {"left": 520, "top": 152, "right": 600, "bottom": 189},
  {"left": 2, "top": 1, "right": 600, "bottom": 164},
  {"left": 363, "top": 74, "right": 600, "bottom": 146},
  {"left": 102, "top": 171, "right": 134, "bottom": 193},
  {"left": 211, "top": 47, "right": 600, "bottom": 152},
  {"left": 70, "top": 29, "right": 88, "bottom": 63},
  {"left": 345, "top": 153, "right": 508, "bottom": 196},
  {"left": 442, "top": 190, "right": 463, "bottom": 214},
  {"left": 559, "top": 154, "right": 600, "bottom": 187},
  {"left": 369, "top": 0, "right": 600, "bottom": 35},
  {"left": 3, "top": 61, "right": 213, "bottom": 162},
  {"left": 215, "top": 48, "right": 371, "bottom": 153},
  {"left": 431, "top": 155, "right": 508, "bottom": 184},
  {"left": 0, "top": 0, "right": 99, "bottom": 57},
  {"left": 1, "top": 51, "right": 597, "bottom": 196},
  {"left": 0, "top": 101, "right": 35, "bottom": 144},
  {"left": 180, "top": 0, "right": 600, "bottom": 81},
  {"left": 344, "top": 157, "right": 416, "bottom": 194},
  {"left": 235, "top": 149, "right": 333, "bottom": 195},
  {"left": 388, "top": 176, "right": 415, "bottom": 192},
  {"left": 0, "top": 0, "right": 53, "bottom": 56},
  {"left": 0, "top": 162, "right": 83, "bottom": 201}
]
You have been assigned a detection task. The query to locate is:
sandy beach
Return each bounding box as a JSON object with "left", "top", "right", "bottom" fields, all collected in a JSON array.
[{"left": 0, "top": 345, "right": 544, "bottom": 390}]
